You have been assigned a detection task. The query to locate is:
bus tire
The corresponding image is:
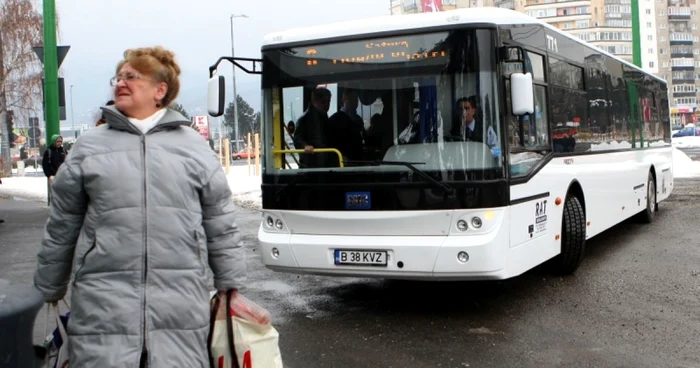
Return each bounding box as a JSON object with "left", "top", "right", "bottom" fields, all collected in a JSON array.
[
  {"left": 635, "top": 171, "right": 656, "bottom": 224},
  {"left": 549, "top": 195, "right": 586, "bottom": 275}
]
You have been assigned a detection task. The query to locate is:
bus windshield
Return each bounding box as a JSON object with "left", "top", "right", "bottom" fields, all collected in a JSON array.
[{"left": 261, "top": 28, "right": 504, "bottom": 181}]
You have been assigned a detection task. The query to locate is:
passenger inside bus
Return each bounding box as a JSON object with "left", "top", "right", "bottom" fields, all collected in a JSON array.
[
  {"left": 292, "top": 87, "right": 341, "bottom": 168},
  {"left": 328, "top": 89, "right": 365, "bottom": 161}
]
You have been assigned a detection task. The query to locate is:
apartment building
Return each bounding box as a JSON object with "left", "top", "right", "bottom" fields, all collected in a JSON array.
[
  {"left": 390, "top": 0, "right": 699, "bottom": 124},
  {"left": 655, "top": 0, "right": 699, "bottom": 126}
]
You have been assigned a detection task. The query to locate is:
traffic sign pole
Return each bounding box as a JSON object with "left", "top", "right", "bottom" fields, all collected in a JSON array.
[{"left": 42, "top": 0, "right": 60, "bottom": 144}]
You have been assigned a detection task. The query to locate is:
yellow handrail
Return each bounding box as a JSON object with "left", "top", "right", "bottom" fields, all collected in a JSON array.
[{"left": 273, "top": 149, "right": 344, "bottom": 168}]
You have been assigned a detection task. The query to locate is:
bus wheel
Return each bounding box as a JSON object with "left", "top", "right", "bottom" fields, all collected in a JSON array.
[
  {"left": 549, "top": 195, "right": 586, "bottom": 275},
  {"left": 635, "top": 171, "right": 656, "bottom": 224}
]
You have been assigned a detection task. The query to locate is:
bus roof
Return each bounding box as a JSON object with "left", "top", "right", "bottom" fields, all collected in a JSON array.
[{"left": 262, "top": 7, "right": 664, "bottom": 84}]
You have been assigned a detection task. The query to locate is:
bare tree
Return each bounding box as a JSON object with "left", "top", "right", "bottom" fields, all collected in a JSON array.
[{"left": 1, "top": 0, "right": 45, "bottom": 176}]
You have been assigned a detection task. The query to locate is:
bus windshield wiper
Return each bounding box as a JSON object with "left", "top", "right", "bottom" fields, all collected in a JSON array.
[{"left": 345, "top": 160, "right": 455, "bottom": 196}]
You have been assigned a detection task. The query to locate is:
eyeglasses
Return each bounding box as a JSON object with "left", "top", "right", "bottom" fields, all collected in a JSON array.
[{"left": 110, "top": 72, "right": 148, "bottom": 87}]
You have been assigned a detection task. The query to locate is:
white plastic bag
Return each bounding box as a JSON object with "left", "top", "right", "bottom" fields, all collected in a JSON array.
[
  {"left": 209, "top": 290, "right": 283, "bottom": 368},
  {"left": 44, "top": 301, "right": 70, "bottom": 368}
]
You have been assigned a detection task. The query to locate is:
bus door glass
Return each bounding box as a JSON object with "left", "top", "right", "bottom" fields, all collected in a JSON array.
[{"left": 502, "top": 48, "right": 551, "bottom": 178}]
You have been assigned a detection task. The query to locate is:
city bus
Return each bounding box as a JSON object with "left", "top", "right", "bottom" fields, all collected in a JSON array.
[{"left": 206, "top": 7, "right": 673, "bottom": 280}]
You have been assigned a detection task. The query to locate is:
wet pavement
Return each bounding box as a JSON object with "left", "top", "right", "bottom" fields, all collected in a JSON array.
[
  {"left": 2, "top": 179, "right": 699, "bottom": 367},
  {"left": 240, "top": 179, "right": 700, "bottom": 368}
]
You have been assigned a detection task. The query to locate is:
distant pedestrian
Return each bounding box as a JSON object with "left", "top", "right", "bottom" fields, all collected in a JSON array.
[
  {"left": 41, "top": 134, "right": 66, "bottom": 192},
  {"left": 33, "top": 46, "right": 245, "bottom": 368}
]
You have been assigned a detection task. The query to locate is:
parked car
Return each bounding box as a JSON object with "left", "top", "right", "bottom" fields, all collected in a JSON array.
[
  {"left": 672, "top": 125, "right": 700, "bottom": 138},
  {"left": 232, "top": 149, "right": 256, "bottom": 160}
]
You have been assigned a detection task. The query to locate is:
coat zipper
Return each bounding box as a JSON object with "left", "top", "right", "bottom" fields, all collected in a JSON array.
[
  {"left": 72, "top": 241, "right": 97, "bottom": 286},
  {"left": 141, "top": 134, "right": 149, "bottom": 364}
]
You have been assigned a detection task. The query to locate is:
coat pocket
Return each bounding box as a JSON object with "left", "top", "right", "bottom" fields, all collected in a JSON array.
[{"left": 73, "top": 240, "right": 97, "bottom": 286}]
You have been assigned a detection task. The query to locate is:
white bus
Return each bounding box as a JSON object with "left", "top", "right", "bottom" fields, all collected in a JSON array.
[{"left": 207, "top": 7, "right": 673, "bottom": 280}]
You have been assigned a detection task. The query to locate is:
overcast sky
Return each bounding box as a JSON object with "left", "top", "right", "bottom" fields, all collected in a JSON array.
[{"left": 54, "top": 0, "right": 390, "bottom": 127}]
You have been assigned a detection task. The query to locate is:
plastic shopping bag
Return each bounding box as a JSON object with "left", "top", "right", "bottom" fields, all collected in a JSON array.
[
  {"left": 43, "top": 301, "right": 70, "bottom": 368},
  {"left": 208, "top": 290, "right": 283, "bottom": 368}
]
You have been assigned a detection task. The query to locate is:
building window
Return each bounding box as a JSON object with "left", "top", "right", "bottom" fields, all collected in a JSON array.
[
  {"left": 647, "top": 35, "right": 653, "bottom": 41},
  {"left": 658, "top": 9, "right": 664, "bottom": 15},
  {"left": 647, "top": 22, "right": 652, "bottom": 28},
  {"left": 648, "top": 48, "right": 654, "bottom": 54},
  {"left": 649, "top": 61, "right": 655, "bottom": 68}
]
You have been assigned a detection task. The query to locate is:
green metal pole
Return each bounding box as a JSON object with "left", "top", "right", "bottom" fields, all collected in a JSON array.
[
  {"left": 43, "top": 0, "right": 59, "bottom": 205},
  {"left": 629, "top": 0, "right": 642, "bottom": 148},
  {"left": 43, "top": 0, "right": 59, "bottom": 142}
]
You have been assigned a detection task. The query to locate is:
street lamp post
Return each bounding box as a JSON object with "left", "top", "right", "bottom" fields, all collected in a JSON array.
[
  {"left": 70, "top": 84, "right": 76, "bottom": 139},
  {"left": 230, "top": 13, "right": 249, "bottom": 152}
]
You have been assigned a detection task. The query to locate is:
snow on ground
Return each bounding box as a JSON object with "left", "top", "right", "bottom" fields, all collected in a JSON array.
[
  {"left": 672, "top": 147, "right": 700, "bottom": 178},
  {"left": 226, "top": 165, "right": 262, "bottom": 210},
  {"left": 672, "top": 136, "right": 700, "bottom": 149},
  {"left": 0, "top": 164, "right": 263, "bottom": 209}
]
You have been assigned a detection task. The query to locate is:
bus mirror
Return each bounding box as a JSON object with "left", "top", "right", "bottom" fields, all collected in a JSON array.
[
  {"left": 510, "top": 73, "right": 534, "bottom": 115},
  {"left": 207, "top": 75, "right": 226, "bottom": 117}
]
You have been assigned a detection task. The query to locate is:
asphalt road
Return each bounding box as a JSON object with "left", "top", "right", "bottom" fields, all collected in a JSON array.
[{"left": 2, "top": 180, "right": 699, "bottom": 367}]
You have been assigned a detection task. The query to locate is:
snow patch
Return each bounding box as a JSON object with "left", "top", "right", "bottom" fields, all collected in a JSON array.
[
  {"left": 1, "top": 164, "right": 263, "bottom": 208},
  {"left": 673, "top": 147, "right": 700, "bottom": 178}
]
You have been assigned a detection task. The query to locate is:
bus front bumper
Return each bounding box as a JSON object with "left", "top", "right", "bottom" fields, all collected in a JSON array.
[{"left": 257, "top": 223, "right": 511, "bottom": 280}]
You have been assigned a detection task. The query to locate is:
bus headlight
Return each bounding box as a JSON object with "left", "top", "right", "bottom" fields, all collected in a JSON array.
[
  {"left": 261, "top": 212, "right": 288, "bottom": 233},
  {"left": 450, "top": 209, "right": 503, "bottom": 236},
  {"left": 471, "top": 217, "right": 482, "bottom": 228},
  {"left": 456, "top": 220, "right": 468, "bottom": 232}
]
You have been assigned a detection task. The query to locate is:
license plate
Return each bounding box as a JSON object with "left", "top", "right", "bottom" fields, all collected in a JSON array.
[{"left": 334, "top": 250, "right": 388, "bottom": 266}]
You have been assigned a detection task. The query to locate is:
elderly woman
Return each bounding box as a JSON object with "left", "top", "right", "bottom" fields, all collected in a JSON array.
[{"left": 33, "top": 46, "right": 245, "bottom": 367}]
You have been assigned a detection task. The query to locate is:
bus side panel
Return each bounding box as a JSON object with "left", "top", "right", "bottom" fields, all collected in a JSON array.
[{"left": 511, "top": 147, "right": 673, "bottom": 243}]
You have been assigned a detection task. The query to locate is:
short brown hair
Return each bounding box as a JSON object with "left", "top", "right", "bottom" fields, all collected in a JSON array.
[{"left": 116, "top": 46, "right": 181, "bottom": 107}]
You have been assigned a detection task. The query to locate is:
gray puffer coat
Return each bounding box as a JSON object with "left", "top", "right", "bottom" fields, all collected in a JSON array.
[{"left": 34, "top": 106, "right": 246, "bottom": 367}]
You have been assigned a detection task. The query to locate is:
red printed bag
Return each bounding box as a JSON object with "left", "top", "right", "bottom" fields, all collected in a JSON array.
[{"left": 208, "top": 290, "right": 283, "bottom": 368}]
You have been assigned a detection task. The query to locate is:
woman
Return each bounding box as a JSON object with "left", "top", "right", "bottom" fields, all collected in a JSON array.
[{"left": 33, "top": 46, "right": 246, "bottom": 367}]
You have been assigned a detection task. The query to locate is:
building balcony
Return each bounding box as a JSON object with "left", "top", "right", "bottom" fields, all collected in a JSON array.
[
  {"left": 671, "top": 58, "right": 696, "bottom": 70},
  {"left": 668, "top": 7, "right": 692, "bottom": 19},
  {"left": 670, "top": 51, "right": 694, "bottom": 58},
  {"left": 669, "top": 33, "right": 694, "bottom": 44}
]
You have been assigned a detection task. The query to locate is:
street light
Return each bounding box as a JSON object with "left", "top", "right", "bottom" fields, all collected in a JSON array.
[
  {"left": 70, "top": 85, "right": 76, "bottom": 139},
  {"left": 230, "top": 13, "right": 249, "bottom": 152}
]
